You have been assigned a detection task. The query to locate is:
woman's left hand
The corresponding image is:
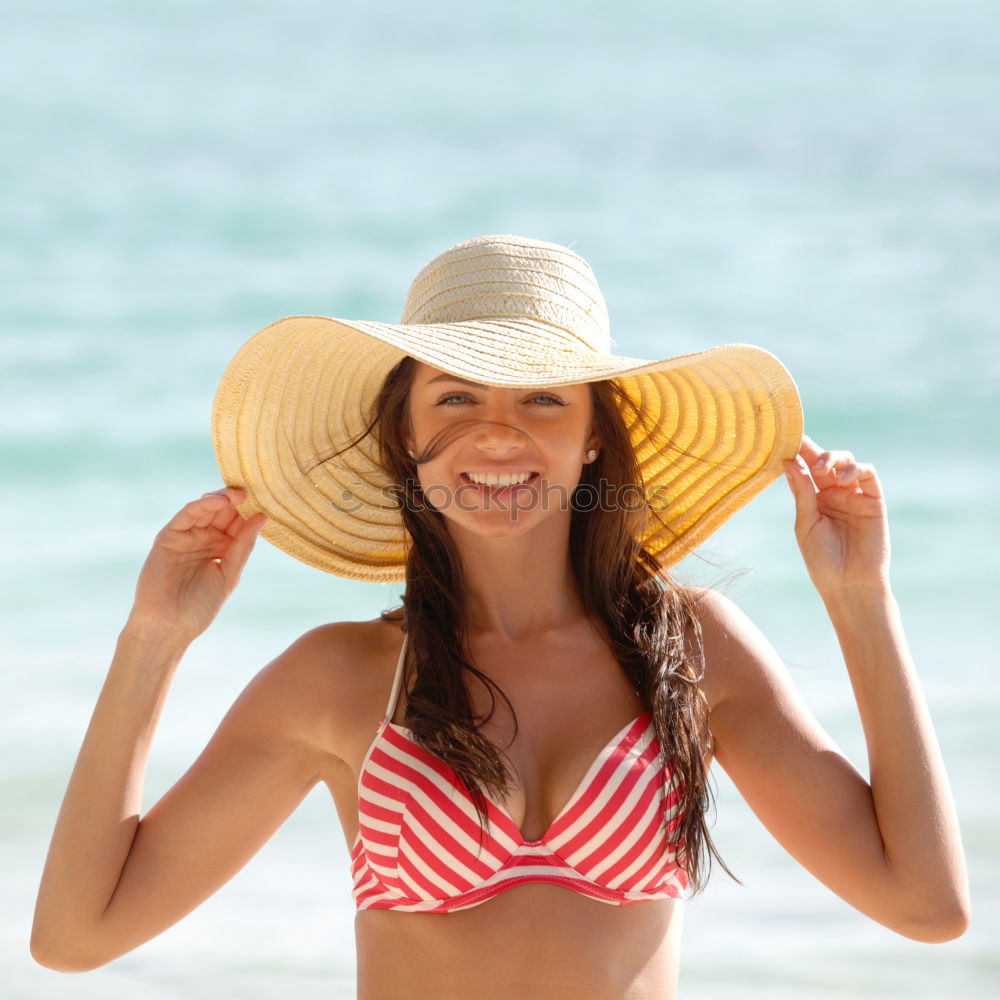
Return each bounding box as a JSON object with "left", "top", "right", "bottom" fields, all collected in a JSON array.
[{"left": 783, "top": 435, "right": 891, "bottom": 596}]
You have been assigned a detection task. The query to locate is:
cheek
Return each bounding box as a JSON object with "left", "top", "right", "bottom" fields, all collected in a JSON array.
[
  {"left": 547, "top": 417, "right": 591, "bottom": 460},
  {"left": 406, "top": 404, "right": 443, "bottom": 460}
]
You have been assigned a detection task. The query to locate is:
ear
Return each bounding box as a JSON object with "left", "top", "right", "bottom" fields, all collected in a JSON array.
[
  {"left": 585, "top": 432, "right": 601, "bottom": 462},
  {"left": 401, "top": 416, "right": 415, "bottom": 457}
]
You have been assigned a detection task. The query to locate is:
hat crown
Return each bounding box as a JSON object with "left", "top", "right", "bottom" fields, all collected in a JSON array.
[{"left": 401, "top": 235, "right": 611, "bottom": 353}]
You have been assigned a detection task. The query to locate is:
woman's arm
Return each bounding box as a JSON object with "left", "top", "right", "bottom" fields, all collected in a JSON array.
[
  {"left": 696, "top": 436, "right": 969, "bottom": 942},
  {"left": 31, "top": 490, "right": 344, "bottom": 970},
  {"left": 31, "top": 627, "right": 340, "bottom": 971}
]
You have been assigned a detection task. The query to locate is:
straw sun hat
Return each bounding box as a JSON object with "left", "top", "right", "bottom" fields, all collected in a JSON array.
[{"left": 212, "top": 235, "right": 803, "bottom": 582}]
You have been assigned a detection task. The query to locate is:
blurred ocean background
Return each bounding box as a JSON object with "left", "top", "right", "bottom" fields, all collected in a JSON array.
[{"left": 2, "top": 0, "right": 997, "bottom": 996}]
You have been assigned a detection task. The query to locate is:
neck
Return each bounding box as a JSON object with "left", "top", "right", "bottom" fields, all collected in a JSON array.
[{"left": 447, "top": 518, "right": 584, "bottom": 640}]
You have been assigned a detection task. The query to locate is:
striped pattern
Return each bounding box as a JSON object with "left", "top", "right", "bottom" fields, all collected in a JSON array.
[{"left": 351, "top": 711, "right": 688, "bottom": 912}]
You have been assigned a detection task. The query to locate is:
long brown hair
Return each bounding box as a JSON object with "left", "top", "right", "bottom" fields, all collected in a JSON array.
[{"left": 369, "top": 356, "right": 729, "bottom": 891}]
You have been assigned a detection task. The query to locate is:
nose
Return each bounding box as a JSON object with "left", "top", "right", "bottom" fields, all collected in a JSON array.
[
  {"left": 472, "top": 418, "right": 530, "bottom": 456},
  {"left": 469, "top": 392, "right": 531, "bottom": 454}
]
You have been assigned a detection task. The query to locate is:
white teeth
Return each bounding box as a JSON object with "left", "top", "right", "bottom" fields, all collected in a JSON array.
[{"left": 466, "top": 472, "right": 533, "bottom": 487}]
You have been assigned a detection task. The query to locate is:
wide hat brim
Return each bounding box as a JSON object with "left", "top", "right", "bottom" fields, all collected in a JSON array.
[{"left": 212, "top": 313, "right": 803, "bottom": 582}]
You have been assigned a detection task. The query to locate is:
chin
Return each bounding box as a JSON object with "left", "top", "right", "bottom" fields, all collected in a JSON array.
[{"left": 446, "top": 510, "right": 552, "bottom": 542}]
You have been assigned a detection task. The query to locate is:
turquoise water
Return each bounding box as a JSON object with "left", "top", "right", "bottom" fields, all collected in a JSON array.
[{"left": 3, "top": 0, "right": 997, "bottom": 996}]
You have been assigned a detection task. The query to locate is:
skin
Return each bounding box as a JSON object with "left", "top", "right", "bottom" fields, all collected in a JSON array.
[{"left": 31, "top": 361, "right": 969, "bottom": 999}]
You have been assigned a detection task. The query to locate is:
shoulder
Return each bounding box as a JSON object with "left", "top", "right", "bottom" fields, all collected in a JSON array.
[
  {"left": 678, "top": 585, "right": 787, "bottom": 714},
  {"left": 237, "top": 616, "right": 406, "bottom": 766},
  {"left": 272, "top": 615, "right": 403, "bottom": 683}
]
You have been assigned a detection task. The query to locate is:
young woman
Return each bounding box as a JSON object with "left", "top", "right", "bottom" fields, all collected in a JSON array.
[{"left": 32, "top": 236, "right": 968, "bottom": 999}]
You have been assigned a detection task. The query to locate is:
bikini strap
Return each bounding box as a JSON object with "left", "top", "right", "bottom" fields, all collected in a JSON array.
[{"left": 381, "top": 632, "right": 409, "bottom": 726}]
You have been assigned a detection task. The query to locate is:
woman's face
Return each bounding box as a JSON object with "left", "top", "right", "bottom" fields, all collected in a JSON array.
[{"left": 405, "top": 361, "right": 600, "bottom": 540}]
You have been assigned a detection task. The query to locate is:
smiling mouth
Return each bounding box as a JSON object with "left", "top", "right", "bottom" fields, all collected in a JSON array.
[{"left": 461, "top": 471, "right": 539, "bottom": 487}]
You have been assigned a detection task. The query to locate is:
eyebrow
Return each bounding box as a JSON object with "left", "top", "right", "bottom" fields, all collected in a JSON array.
[
  {"left": 424, "top": 373, "right": 564, "bottom": 393},
  {"left": 426, "top": 373, "right": 487, "bottom": 388}
]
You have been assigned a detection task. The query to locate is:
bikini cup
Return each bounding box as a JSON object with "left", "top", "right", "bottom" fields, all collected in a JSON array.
[{"left": 351, "top": 695, "right": 687, "bottom": 912}]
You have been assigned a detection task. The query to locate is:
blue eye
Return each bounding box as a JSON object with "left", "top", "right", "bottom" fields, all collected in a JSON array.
[{"left": 434, "top": 391, "right": 565, "bottom": 407}]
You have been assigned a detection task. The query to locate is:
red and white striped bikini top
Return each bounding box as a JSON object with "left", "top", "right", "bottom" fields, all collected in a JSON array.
[{"left": 351, "top": 635, "right": 688, "bottom": 912}]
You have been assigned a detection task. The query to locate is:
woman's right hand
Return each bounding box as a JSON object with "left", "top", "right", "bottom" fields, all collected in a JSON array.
[{"left": 126, "top": 488, "right": 267, "bottom": 645}]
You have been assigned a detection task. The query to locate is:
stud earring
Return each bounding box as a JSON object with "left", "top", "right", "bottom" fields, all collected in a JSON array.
[
  {"left": 586, "top": 449, "right": 598, "bottom": 462},
  {"left": 407, "top": 449, "right": 416, "bottom": 459}
]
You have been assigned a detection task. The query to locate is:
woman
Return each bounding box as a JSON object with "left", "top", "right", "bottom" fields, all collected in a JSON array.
[{"left": 32, "top": 236, "right": 968, "bottom": 998}]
